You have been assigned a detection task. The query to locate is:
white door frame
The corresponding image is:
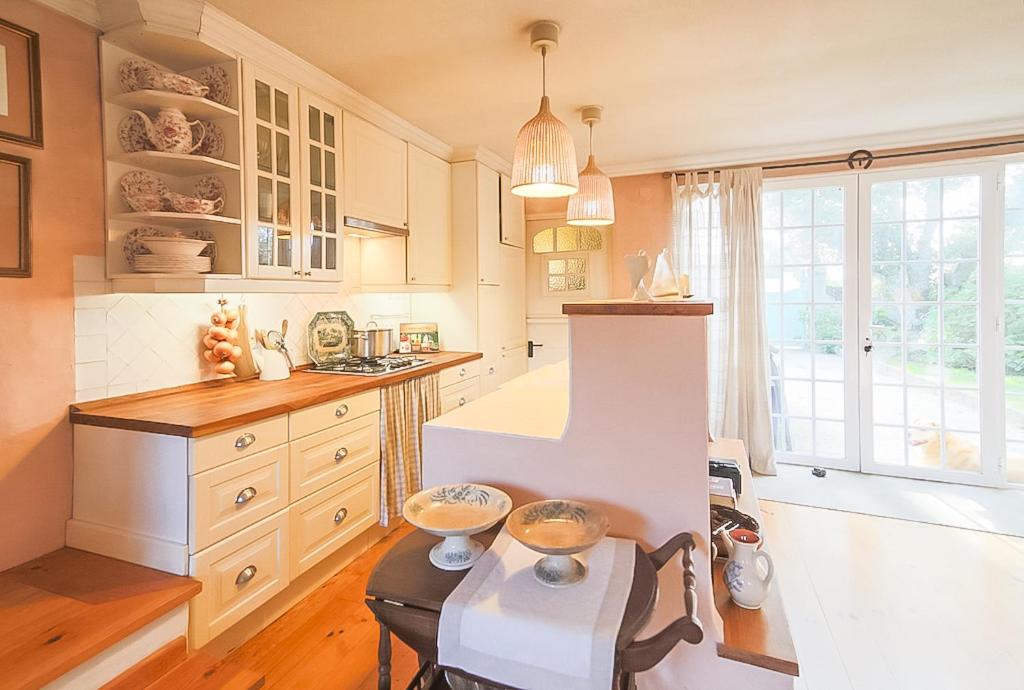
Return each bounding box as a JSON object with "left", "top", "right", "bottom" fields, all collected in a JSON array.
[
  {"left": 764, "top": 173, "right": 861, "bottom": 470},
  {"left": 856, "top": 159, "right": 1005, "bottom": 486}
]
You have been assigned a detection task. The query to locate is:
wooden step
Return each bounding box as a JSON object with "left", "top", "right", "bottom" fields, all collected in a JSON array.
[
  {"left": 146, "top": 650, "right": 265, "bottom": 690},
  {"left": 0, "top": 547, "right": 202, "bottom": 688}
]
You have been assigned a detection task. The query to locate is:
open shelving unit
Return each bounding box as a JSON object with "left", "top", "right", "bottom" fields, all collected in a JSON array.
[{"left": 101, "top": 36, "right": 245, "bottom": 290}]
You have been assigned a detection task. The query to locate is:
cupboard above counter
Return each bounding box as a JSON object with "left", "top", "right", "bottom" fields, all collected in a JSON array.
[{"left": 95, "top": 7, "right": 458, "bottom": 294}]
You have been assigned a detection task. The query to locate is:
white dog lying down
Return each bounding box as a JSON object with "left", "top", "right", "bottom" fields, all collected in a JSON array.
[{"left": 907, "top": 421, "right": 1024, "bottom": 481}]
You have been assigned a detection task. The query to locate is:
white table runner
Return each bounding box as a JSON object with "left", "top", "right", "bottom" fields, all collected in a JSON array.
[{"left": 438, "top": 527, "right": 636, "bottom": 690}]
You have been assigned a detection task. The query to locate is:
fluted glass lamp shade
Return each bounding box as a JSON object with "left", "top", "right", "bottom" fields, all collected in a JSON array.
[
  {"left": 511, "top": 96, "right": 579, "bottom": 198},
  {"left": 567, "top": 154, "right": 615, "bottom": 225}
]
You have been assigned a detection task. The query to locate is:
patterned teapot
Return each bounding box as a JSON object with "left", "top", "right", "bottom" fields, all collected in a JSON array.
[{"left": 132, "top": 108, "right": 206, "bottom": 154}]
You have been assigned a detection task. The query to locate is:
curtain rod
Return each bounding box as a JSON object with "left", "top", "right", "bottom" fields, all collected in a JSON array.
[{"left": 660, "top": 139, "right": 1024, "bottom": 178}]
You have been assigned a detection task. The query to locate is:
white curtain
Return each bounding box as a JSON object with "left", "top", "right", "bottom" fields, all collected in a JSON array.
[{"left": 673, "top": 168, "right": 776, "bottom": 474}]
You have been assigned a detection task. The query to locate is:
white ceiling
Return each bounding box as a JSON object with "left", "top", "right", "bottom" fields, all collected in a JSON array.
[{"left": 209, "top": 0, "right": 1024, "bottom": 173}]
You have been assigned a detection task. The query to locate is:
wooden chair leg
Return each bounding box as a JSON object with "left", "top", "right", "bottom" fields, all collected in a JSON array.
[{"left": 378, "top": 621, "right": 392, "bottom": 690}]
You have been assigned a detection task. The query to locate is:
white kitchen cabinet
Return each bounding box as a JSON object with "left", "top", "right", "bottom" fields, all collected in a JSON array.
[
  {"left": 478, "top": 284, "right": 502, "bottom": 394},
  {"left": 407, "top": 145, "right": 452, "bottom": 286},
  {"left": 499, "top": 174, "right": 525, "bottom": 248},
  {"left": 343, "top": 112, "right": 407, "bottom": 232},
  {"left": 499, "top": 244, "right": 527, "bottom": 351},
  {"left": 299, "top": 89, "right": 342, "bottom": 281},
  {"left": 500, "top": 345, "right": 529, "bottom": 383},
  {"left": 477, "top": 165, "right": 501, "bottom": 286},
  {"left": 243, "top": 60, "right": 301, "bottom": 279}
]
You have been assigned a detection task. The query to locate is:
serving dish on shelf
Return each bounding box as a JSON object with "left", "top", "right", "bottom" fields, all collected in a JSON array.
[
  {"left": 403, "top": 484, "right": 512, "bottom": 571},
  {"left": 122, "top": 227, "right": 216, "bottom": 271},
  {"left": 506, "top": 499, "right": 610, "bottom": 587},
  {"left": 139, "top": 236, "right": 210, "bottom": 257}
]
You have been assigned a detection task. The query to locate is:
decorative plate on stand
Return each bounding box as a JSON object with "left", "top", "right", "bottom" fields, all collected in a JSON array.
[{"left": 306, "top": 311, "right": 355, "bottom": 366}]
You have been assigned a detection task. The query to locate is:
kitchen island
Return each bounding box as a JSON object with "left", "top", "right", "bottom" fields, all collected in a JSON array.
[{"left": 422, "top": 302, "right": 798, "bottom": 689}]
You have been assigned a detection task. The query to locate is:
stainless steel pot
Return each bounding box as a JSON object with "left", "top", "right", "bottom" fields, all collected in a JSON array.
[{"left": 350, "top": 321, "right": 394, "bottom": 358}]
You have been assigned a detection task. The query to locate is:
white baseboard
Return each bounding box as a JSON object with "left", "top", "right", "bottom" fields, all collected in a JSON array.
[{"left": 66, "top": 519, "right": 189, "bottom": 575}]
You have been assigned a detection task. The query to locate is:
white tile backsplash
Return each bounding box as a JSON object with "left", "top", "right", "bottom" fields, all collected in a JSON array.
[{"left": 72, "top": 255, "right": 414, "bottom": 402}]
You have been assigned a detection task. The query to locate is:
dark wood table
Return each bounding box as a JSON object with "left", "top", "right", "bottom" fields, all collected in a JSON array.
[{"left": 365, "top": 527, "right": 703, "bottom": 690}]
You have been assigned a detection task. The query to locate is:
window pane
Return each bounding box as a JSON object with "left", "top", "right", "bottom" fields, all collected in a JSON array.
[
  {"left": 813, "top": 305, "right": 842, "bottom": 341},
  {"left": 782, "top": 305, "right": 810, "bottom": 341},
  {"left": 308, "top": 106, "right": 321, "bottom": 142},
  {"left": 276, "top": 181, "right": 290, "bottom": 225},
  {"left": 905, "top": 179, "right": 940, "bottom": 220},
  {"left": 871, "top": 223, "right": 902, "bottom": 261},
  {"left": 943, "top": 219, "right": 978, "bottom": 260},
  {"left": 871, "top": 181, "right": 903, "bottom": 222},
  {"left": 782, "top": 189, "right": 811, "bottom": 227},
  {"left": 905, "top": 221, "right": 939, "bottom": 260},
  {"left": 942, "top": 176, "right": 979, "bottom": 218},
  {"left": 568, "top": 275, "right": 586, "bottom": 291},
  {"left": 945, "top": 347, "right": 977, "bottom": 387},
  {"left": 813, "top": 226, "right": 843, "bottom": 264},
  {"left": 905, "top": 263, "right": 939, "bottom": 302},
  {"left": 906, "top": 305, "right": 939, "bottom": 344},
  {"left": 813, "top": 266, "right": 843, "bottom": 303},
  {"left": 813, "top": 187, "right": 843, "bottom": 225},
  {"left": 556, "top": 226, "right": 578, "bottom": 251},
  {"left": 533, "top": 228, "right": 554, "bottom": 253},
  {"left": 309, "top": 145, "right": 322, "bottom": 186},
  {"left": 548, "top": 275, "right": 566, "bottom": 291},
  {"left": 762, "top": 191, "right": 782, "bottom": 228},
  {"left": 579, "top": 228, "right": 602, "bottom": 250},
  {"left": 256, "top": 125, "right": 272, "bottom": 172},
  {"left": 326, "top": 237, "right": 337, "bottom": 270},
  {"left": 325, "top": 151, "right": 336, "bottom": 190},
  {"left": 257, "top": 176, "right": 273, "bottom": 222},
  {"left": 943, "top": 262, "right": 977, "bottom": 301},
  {"left": 276, "top": 132, "right": 290, "bottom": 177},
  {"left": 274, "top": 89, "right": 289, "bottom": 128},
  {"left": 872, "top": 263, "right": 902, "bottom": 302},
  {"left": 324, "top": 113, "right": 336, "bottom": 147},
  {"left": 255, "top": 81, "right": 271, "bottom": 122},
  {"left": 782, "top": 227, "right": 811, "bottom": 264},
  {"left": 764, "top": 228, "right": 782, "bottom": 266},
  {"left": 548, "top": 259, "right": 565, "bottom": 274}
]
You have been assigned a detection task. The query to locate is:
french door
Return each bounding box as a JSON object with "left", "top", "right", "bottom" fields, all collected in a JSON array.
[
  {"left": 858, "top": 163, "right": 1003, "bottom": 485},
  {"left": 766, "top": 159, "right": 1021, "bottom": 486}
]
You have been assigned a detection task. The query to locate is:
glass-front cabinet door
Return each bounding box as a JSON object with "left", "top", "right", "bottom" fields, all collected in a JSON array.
[
  {"left": 243, "top": 61, "right": 300, "bottom": 279},
  {"left": 300, "top": 90, "right": 342, "bottom": 281}
]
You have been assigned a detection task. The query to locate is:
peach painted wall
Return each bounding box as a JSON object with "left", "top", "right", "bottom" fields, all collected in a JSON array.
[
  {"left": 525, "top": 172, "right": 675, "bottom": 298},
  {"left": 0, "top": 1, "right": 104, "bottom": 569}
]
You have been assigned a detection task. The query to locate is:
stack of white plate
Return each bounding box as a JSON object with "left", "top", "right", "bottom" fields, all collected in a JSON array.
[{"left": 134, "top": 255, "right": 212, "bottom": 273}]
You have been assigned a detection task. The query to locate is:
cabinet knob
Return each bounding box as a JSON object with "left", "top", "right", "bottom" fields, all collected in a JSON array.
[
  {"left": 410, "top": 276, "right": 416, "bottom": 281},
  {"left": 234, "top": 432, "right": 256, "bottom": 449},
  {"left": 488, "top": 366, "right": 495, "bottom": 375},
  {"left": 334, "top": 507, "right": 349, "bottom": 525},
  {"left": 235, "top": 564, "right": 258, "bottom": 585},
  {"left": 335, "top": 403, "right": 349, "bottom": 418},
  {"left": 293, "top": 270, "right": 302, "bottom": 275},
  {"left": 304, "top": 271, "right": 312, "bottom": 276},
  {"left": 459, "top": 368, "right": 466, "bottom": 377},
  {"left": 458, "top": 397, "right": 467, "bottom": 407},
  {"left": 335, "top": 447, "right": 349, "bottom": 462},
  {"left": 235, "top": 486, "right": 258, "bottom": 505}
]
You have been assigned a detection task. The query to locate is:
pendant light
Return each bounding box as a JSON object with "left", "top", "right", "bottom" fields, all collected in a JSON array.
[
  {"left": 511, "top": 21, "right": 578, "bottom": 198},
  {"left": 567, "top": 105, "right": 615, "bottom": 226}
]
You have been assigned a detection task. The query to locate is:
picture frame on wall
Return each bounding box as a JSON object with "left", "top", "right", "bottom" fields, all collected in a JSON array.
[
  {"left": 0, "top": 17, "right": 43, "bottom": 148},
  {"left": 0, "top": 152, "right": 31, "bottom": 277}
]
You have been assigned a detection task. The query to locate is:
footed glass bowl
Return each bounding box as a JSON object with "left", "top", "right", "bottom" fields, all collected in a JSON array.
[
  {"left": 506, "top": 499, "right": 610, "bottom": 587},
  {"left": 403, "top": 484, "right": 512, "bottom": 571}
]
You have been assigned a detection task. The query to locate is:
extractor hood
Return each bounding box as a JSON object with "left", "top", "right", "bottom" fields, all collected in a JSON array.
[{"left": 343, "top": 216, "right": 409, "bottom": 238}]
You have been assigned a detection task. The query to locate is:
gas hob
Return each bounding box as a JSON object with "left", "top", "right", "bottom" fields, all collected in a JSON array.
[{"left": 306, "top": 355, "right": 430, "bottom": 377}]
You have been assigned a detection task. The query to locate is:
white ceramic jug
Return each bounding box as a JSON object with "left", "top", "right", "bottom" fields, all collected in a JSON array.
[
  {"left": 259, "top": 347, "right": 291, "bottom": 381},
  {"left": 722, "top": 528, "right": 774, "bottom": 609}
]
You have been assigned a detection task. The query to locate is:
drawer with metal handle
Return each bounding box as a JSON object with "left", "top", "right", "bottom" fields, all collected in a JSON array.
[
  {"left": 188, "top": 510, "right": 290, "bottom": 648},
  {"left": 288, "top": 463, "right": 379, "bottom": 577},
  {"left": 189, "top": 445, "right": 289, "bottom": 553},
  {"left": 189, "top": 414, "right": 289, "bottom": 474},
  {"left": 289, "top": 388, "right": 381, "bottom": 440},
  {"left": 439, "top": 360, "right": 480, "bottom": 388},
  {"left": 440, "top": 377, "right": 481, "bottom": 414},
  {"left": 289, "top": 410, "right": 380, "bottom": 501}
]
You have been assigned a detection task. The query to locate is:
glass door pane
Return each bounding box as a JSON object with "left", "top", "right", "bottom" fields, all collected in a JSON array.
[
  {"left": 763, "top": 178, "right": 858, "bottom": 469},
  {"left": 301, "top": 94, "right": 341, "bottom": 280},
  {"left": 860, "top": 168, "right": 996, "bottom": 483}
]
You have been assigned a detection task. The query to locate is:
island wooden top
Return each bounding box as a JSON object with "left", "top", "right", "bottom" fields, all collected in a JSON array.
[
  {"left": 70, "top": 351, "right": 482, "bottom": 438},
  {"left": 562, "top": 299, "right": 714, "bottom": 316},
  {"left": 0, "top": 547, "right": 201, "bottom": 689},
  {"left": 708, "top": 438, "right": 799, "bottom": 677}
]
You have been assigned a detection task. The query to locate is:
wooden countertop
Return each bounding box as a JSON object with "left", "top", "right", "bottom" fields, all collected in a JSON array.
[
  {"left": 0, "top": 547, "right": 201, "bottom": 689},
  {"left": 562, "top": 299, "right": 714, "bottom": 316},
  {"left": 70, "top": 352, "right": 482, "bottom": 438},
  {"left": 709, "top": 438, "right": 800, "bottom": 677}
]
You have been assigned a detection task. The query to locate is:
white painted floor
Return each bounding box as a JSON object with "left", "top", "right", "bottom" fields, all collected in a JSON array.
[
  {"left": 763, "top": 501, "right": 1024, "bottom": 690},
  {"left": 754, "top": 463, "right": 1024, "bottom": 538}
]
